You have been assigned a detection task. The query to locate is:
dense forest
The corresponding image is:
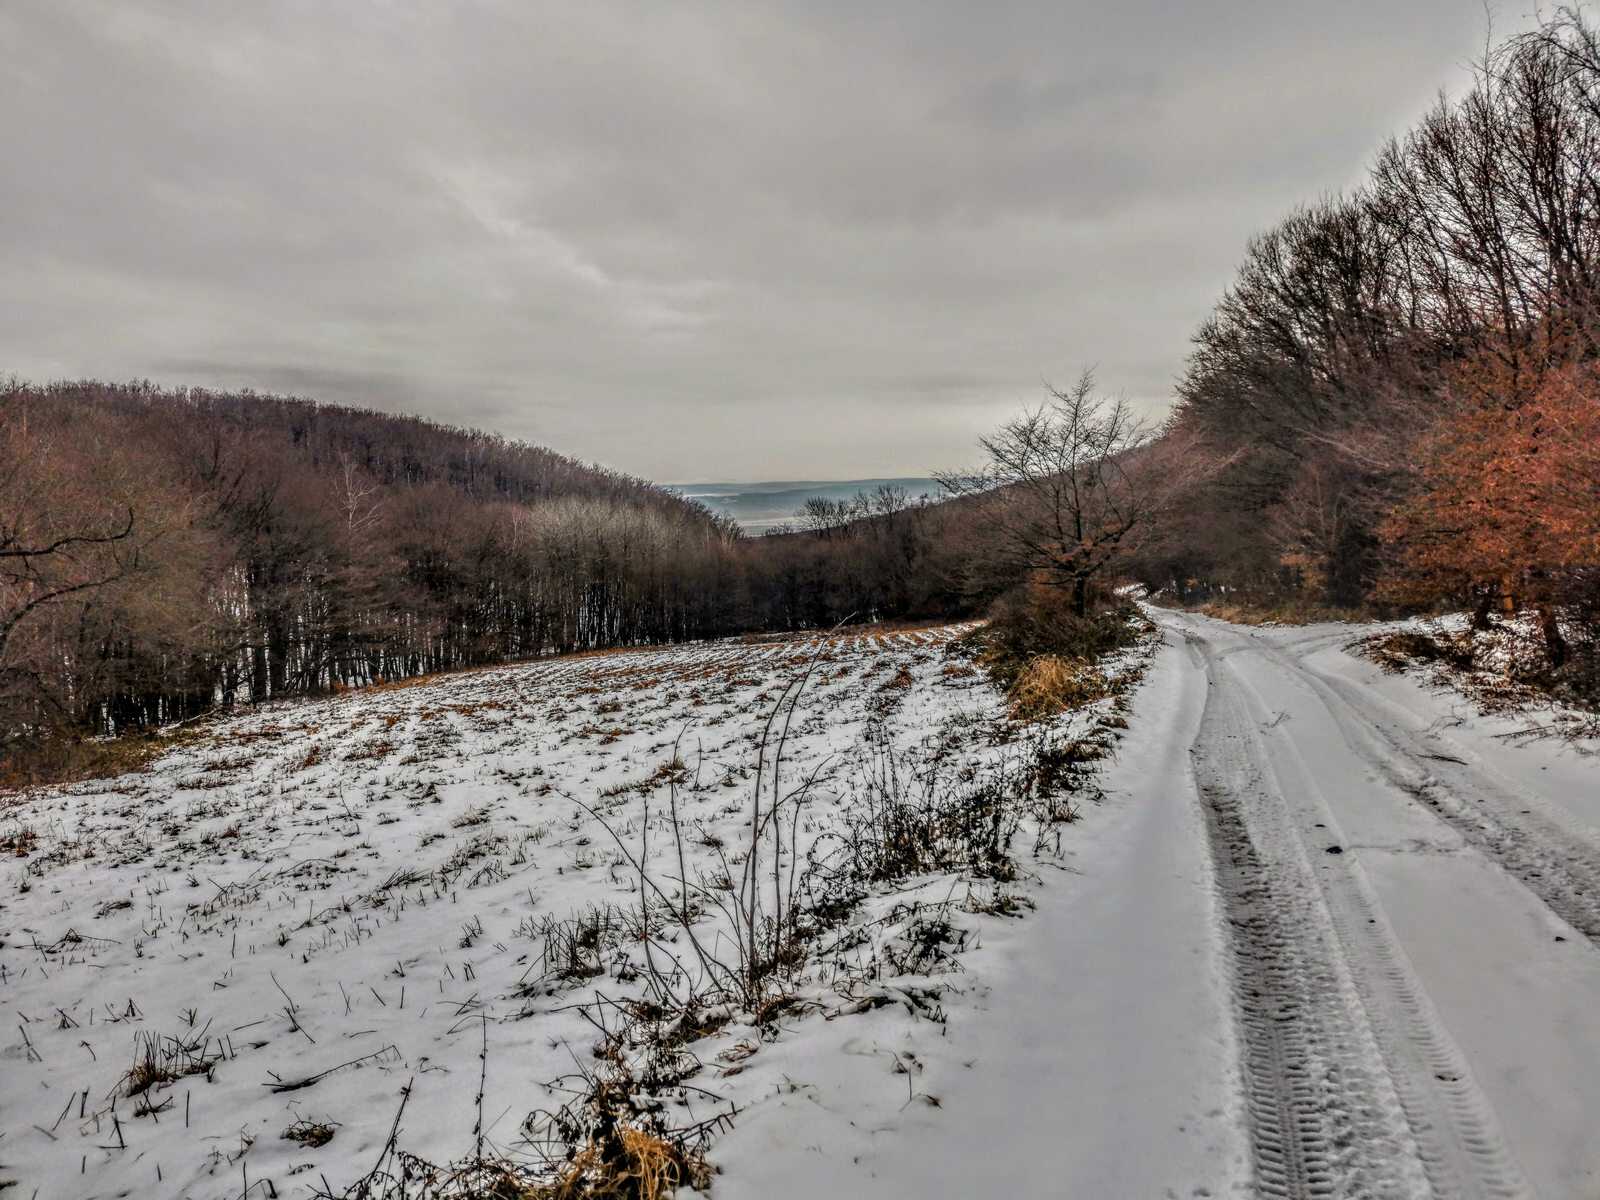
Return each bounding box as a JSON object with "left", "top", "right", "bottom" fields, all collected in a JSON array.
[
  {"left": 0, "top": 382, "right": 997, "bottom": 756},
  {"left": 1130, "top": 12, "right": 1600, "bottom": 686}
]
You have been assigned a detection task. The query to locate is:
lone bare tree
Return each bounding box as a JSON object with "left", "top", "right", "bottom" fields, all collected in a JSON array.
[{"left": 944, "top": 371, "right": 1175, "bottom": 617}]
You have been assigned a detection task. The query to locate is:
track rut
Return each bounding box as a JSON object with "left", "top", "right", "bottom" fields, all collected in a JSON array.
[{"left": 1186, "top": 627, "right": 1529, "bottom": 1199}]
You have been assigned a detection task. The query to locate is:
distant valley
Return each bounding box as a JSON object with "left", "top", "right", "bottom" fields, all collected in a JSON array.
[{"left": 670, "top": 477, "right": 944, "bottom": 533}]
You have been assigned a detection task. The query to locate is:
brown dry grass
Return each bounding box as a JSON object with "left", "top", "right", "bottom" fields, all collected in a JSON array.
[
  {"left": 283, "top": 1119, "right": 337, "bottom": 1148},
  {"left": 1005, "top": 655, "right": 1112, "bottom": 722},
  {"left": 0, "top": 825, "right": 37, "bottom": 855},
  {"left": 879, "top": 665, "right": 915, "bottom": 692},
  {"left": 1364, "top": 628, "right": 1476, "bottom": 674},
  {"left": 0, "top": 725, "right": 207, "bottom": 795},
  {"left": 363, "top": 1121, "right": 712, "bottom": 1200},
  {"left": 120, "top": 1030, "right": 216, "bottom": 1098},
  {"left": 541, "top": 1125, "right": 711, "bottom": 1200},
  {"left": 344, "top": 738, "right": 395, "bottom": 762},
  {"left": 1189, "top": 598, "right": 1370, "bottom": 627}
]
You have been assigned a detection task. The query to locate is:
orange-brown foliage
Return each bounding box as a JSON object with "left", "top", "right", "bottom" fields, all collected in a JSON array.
[{"left": 1380, "top": 361, "right": 1600, "bottom": 623}]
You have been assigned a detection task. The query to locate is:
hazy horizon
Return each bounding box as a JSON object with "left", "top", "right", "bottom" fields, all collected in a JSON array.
[{"left": 671, "top": 476, "right": 945, "bottom": 532}]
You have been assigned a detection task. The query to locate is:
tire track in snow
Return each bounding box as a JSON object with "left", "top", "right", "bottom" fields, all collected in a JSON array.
[
  {"left": 1269, "top": 639, "right": 1600, "bottom": 949},
  {"left": 1191, "top": 644, "right": 1424, "bottom": 1198},
  {"left": 1187, "top": 629, "right": 1527, "bottom": 1199},
  {"left": 1224, "top": 650, "right": 1531, "bottom": 1200}
]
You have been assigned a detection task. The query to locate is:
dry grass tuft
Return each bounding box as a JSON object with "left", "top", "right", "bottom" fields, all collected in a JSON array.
[
  {"left": 599, "top": 756, "right": 689, "bottom": 800},
  {"left": 879, "top": 665, "right": 915, "bottom": 692},
  {"left": 284, "top": 1118, "right": 338, "bottom": 1148},
  {"left": 344, "top": 738, "right": 396, "bottom": 762},
  {"left": 1365, "top": 628, "right": 1476, "bottom": 673},
  {"left": 329, "top": 1102, "right": 712, "bottom": 1200},
  {"left": 542, "top": 1124, "right": 712, "bottom": 1200},
  {"left": 0, "top": 824, "right": 38, "bottom": 856},
  {"left": 121, "top": 1029, "right": 218, "bottom": 1097},
  {"left": 1005, "top": 655, "right": 1111, "bottom": 722}
]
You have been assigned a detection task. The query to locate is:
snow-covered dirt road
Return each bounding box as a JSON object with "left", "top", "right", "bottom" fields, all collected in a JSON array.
[
  {"left": 803, "top": 611, "right": 1600, "bottom": 1199},
  {"left": 1174, "top": 610, "right": 1600, "bottom": 1199}
]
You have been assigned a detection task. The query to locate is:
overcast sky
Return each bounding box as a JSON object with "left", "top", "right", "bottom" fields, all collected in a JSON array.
[{"left": 1, "top": 2, "right": 1528, "bottom": 482}]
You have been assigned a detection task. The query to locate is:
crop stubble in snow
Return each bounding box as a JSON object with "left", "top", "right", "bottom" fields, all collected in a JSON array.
[{"left": 2, "top": 622, "right": 1104, "bottom": 1199}]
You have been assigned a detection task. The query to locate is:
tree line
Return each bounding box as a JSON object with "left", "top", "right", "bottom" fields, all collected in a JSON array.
[
  {"left": 0, "top": 381, "right": 744, "bottom": 747},
  {"left": 1129, "top": 11, "right": 1600, "bottom": 677},
  {"left": 0, "top": 381, "right": 1005, "bottom": 757}
]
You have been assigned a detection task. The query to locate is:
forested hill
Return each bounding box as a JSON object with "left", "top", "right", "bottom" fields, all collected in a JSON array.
[
  {"left": 1, "top": 381, "right": 991, "bottom": 757},
  {"left": 170, "top": 386, "right": 714, "bottom": 512},
  {"left": 0, "top": 381, "right": 746, "bottom": 744}
]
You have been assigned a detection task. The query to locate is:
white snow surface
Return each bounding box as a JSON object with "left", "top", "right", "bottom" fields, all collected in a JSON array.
[
  {"left": 722, "top": 610, "right": 1600, "bottom": 1199},
  {"left": 5, "top": 610, "right": 1600, "bottom": 1199},
  {"left": 1159, "top": 612, "right": 1600, "bottom": 1199},
  {"left": 712, "top": 614, "right": 1247, "bottom": 1198},
  {"left": 0, "top": 623, "right": 1121, "bottom": 1199}
]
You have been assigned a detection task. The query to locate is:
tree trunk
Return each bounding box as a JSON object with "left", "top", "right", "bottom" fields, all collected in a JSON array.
[
  {"left": 251, "top": 641, "right": 268, "bottom": 703},
  {"left": 1471, "top": 593, "right": 1494, "bottom": 632},
  {"left": 1537, "top": 604, "right": 1568, "bottom": 670}
]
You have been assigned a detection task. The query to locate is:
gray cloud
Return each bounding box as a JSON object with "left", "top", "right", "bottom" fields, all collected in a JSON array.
[{"left": 0, "top": 0, "right": 1524, "bottom": 481}]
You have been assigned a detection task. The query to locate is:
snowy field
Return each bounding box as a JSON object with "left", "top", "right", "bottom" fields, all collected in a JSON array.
[{"left": 0, "top": 623, "right": 1142, "bottom": 1200}]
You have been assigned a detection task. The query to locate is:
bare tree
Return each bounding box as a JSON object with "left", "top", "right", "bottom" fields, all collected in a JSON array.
[
  {"left": 943, "top": 371, "right": 1169, "bottom": 617},
  {"left": 335, "top": 450, "right": 384, "bottom": 537}
]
